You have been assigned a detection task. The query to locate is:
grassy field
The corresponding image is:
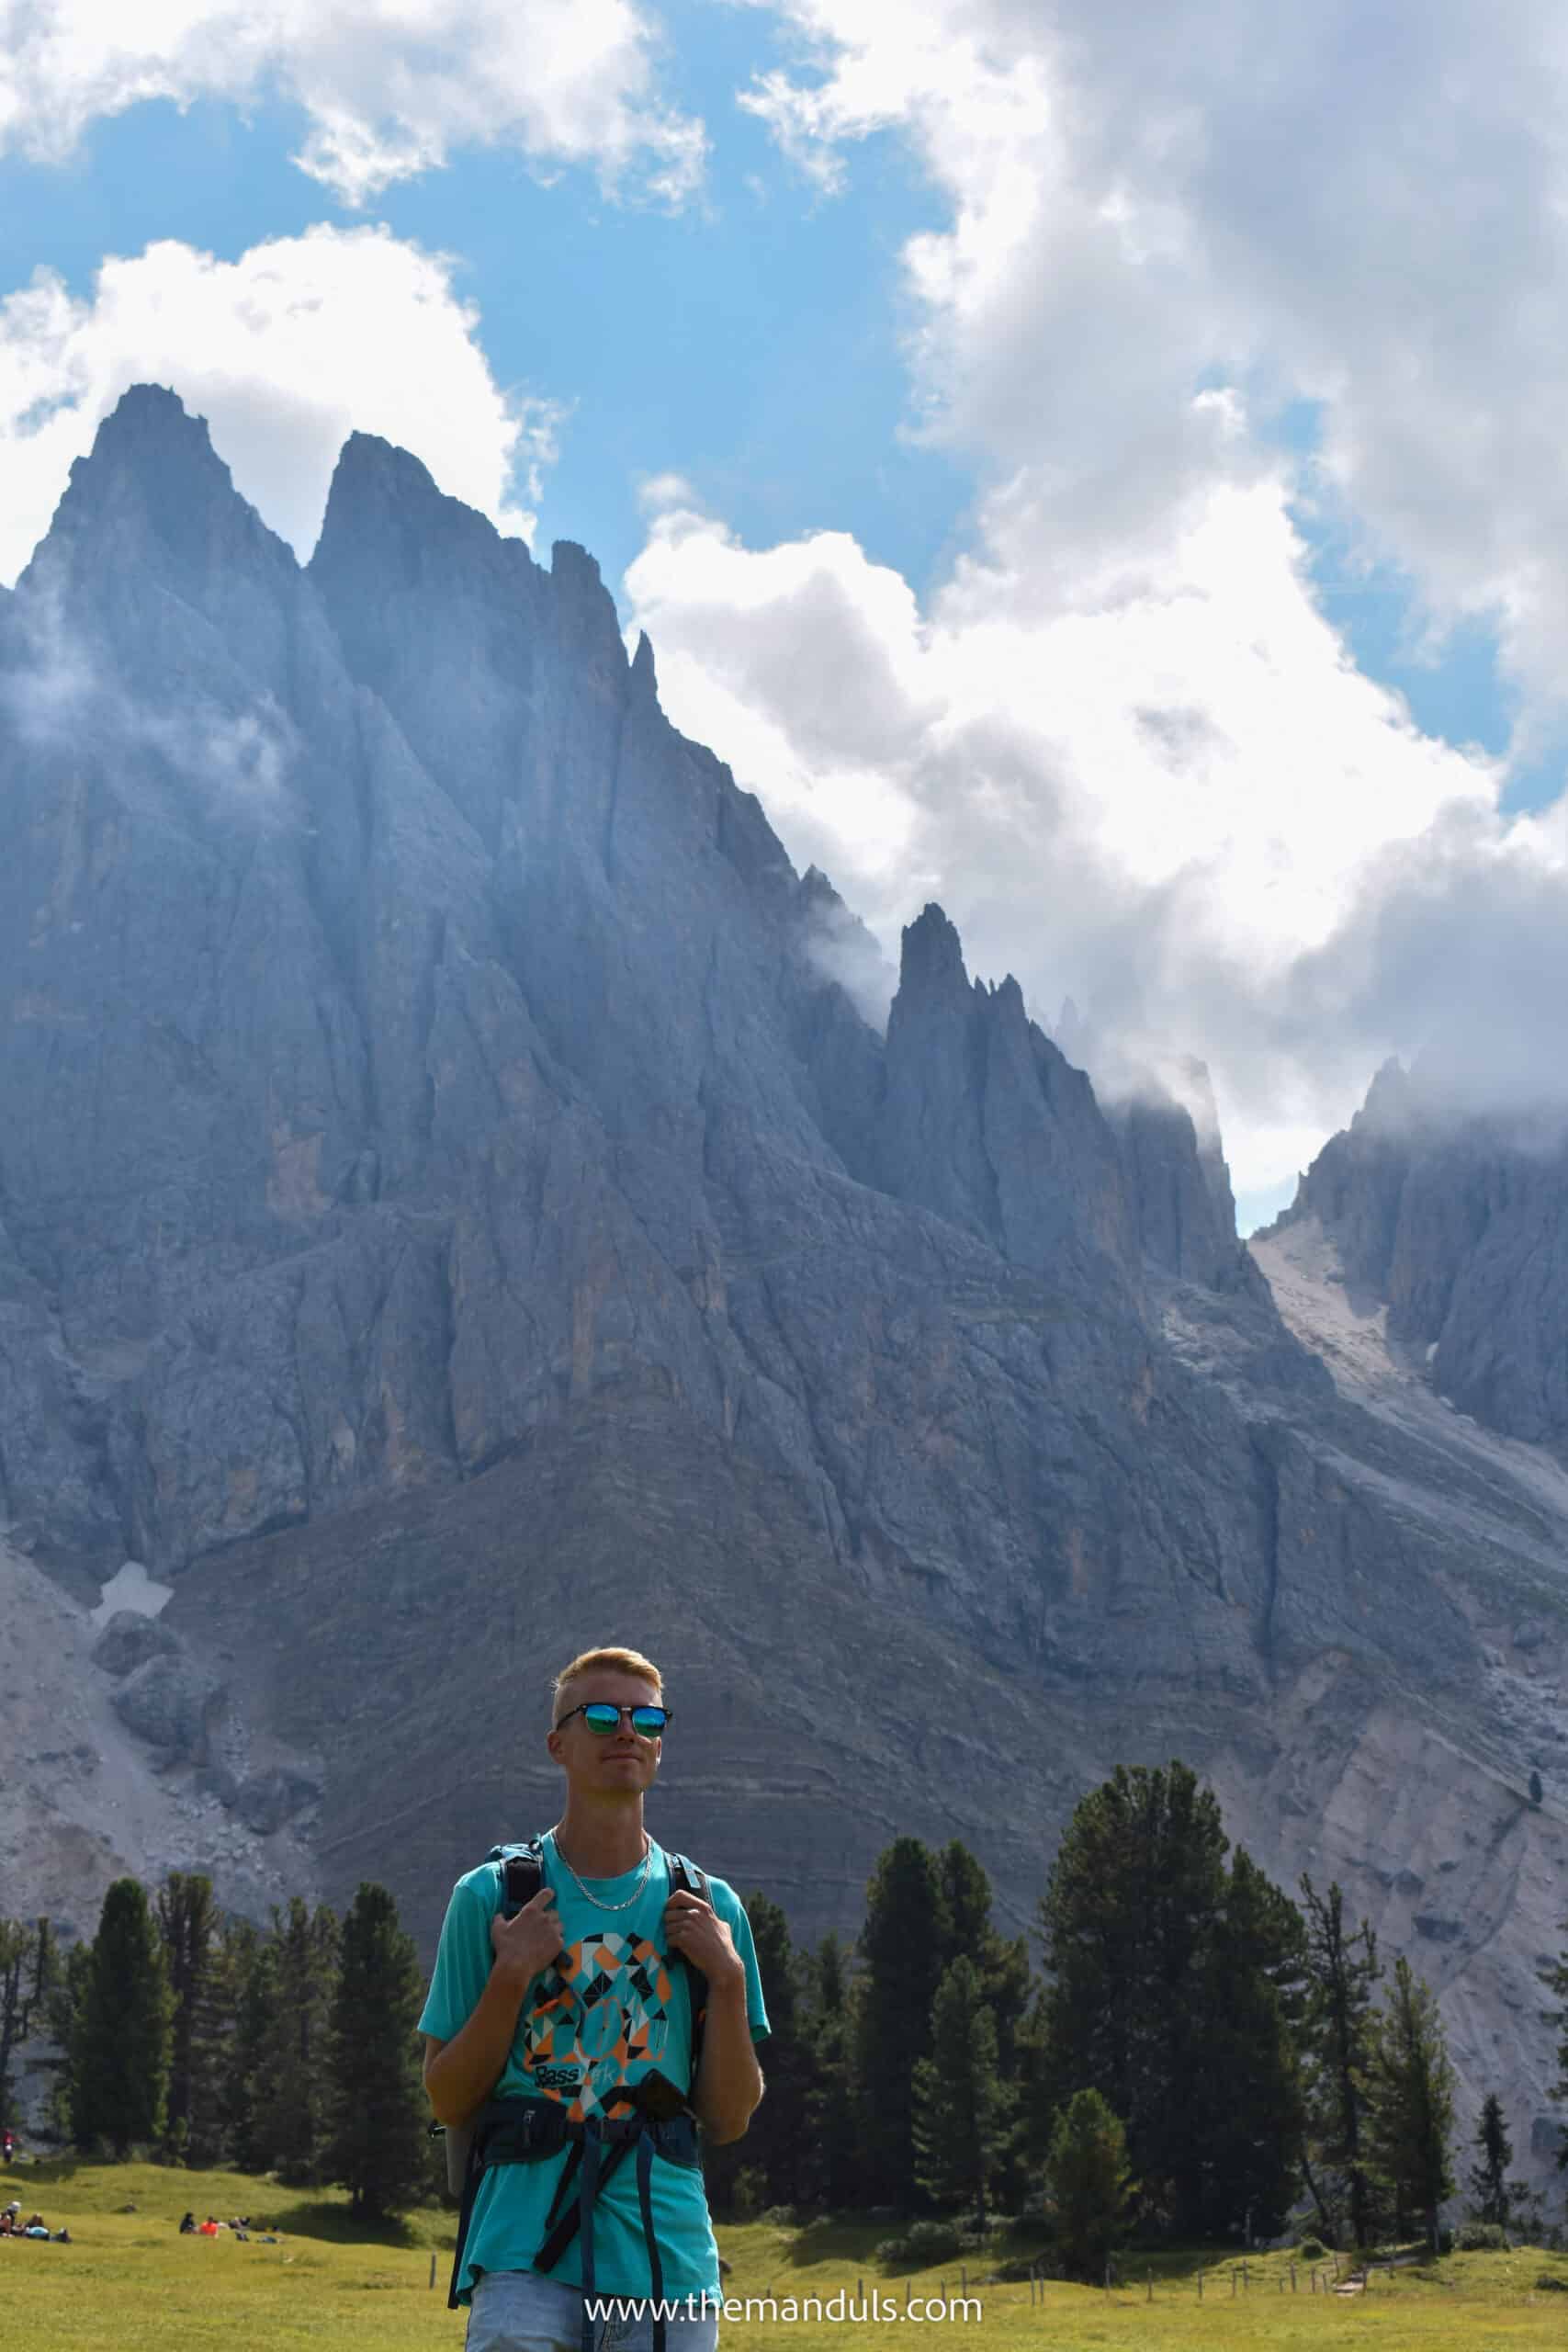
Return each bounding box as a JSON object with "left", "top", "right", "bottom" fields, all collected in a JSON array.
[{"left": 3, "top": 2158, "right": 1567, "bottom": 2349}]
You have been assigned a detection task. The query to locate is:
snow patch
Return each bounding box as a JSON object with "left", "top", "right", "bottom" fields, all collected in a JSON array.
[{"left": 90, "top": 1559, "right": 174, "bottom": 1627}]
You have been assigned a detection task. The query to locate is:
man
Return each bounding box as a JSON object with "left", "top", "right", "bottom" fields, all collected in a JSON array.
[{"left": 421, "top": 1645, "right": 769, "bottom": 2352}]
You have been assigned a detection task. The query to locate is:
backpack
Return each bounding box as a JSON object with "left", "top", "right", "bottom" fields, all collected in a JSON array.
[{"left": 433, "top": 1834, "right": 712, "bottom": 2197}]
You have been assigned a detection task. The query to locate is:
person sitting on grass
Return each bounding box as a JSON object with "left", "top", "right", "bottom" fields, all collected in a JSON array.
[{"left": 180, "top": 2211, "right": 197, "bottom": 2233}]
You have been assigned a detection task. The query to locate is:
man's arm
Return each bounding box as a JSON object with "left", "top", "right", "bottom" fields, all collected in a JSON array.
[
  {"left": 663, "top": 1883, "right": 770, "bottom": 2144},
  {"left": 691, "top": 1967, "right": 764, "bottom": 2145},
  {"left": 422, "top": 1967, "right": 532, "bottom": 2128},
  {"left": 423, "top": 1878, "right": 566, "bottom": 2129}
]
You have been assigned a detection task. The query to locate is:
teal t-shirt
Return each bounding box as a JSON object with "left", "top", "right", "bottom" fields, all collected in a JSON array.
[{"left": 419, "top": 1833, "right": 770, "bottom": 2308}]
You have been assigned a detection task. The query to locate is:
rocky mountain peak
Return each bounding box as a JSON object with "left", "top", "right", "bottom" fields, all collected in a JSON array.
[
  {"left": 22, "top": 383, "right": 292, "bottom": 609},
  {"left": 629, "top": 627, "right": 658, "bottom": 696},
  {"left": 316, "top": 428, "right": 532, "bottom": 590},
  {"left": 1355, "top": 1053, "right": 1417, "bottom": 1135},
  {"left": 895, "top": 900, "right": 971, "bottom": 1005},
  {"left": 82, "top": 380, "right": 226, "bottom": 487}
]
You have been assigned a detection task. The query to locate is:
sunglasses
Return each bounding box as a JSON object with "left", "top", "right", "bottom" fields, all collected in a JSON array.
[{"left": 556, "top": 1702, "right": 671, "bottom": 1738}]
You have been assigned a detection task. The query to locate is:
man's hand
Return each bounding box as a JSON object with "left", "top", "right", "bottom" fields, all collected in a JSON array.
[
  {"left": 490, "top": 1885, "right": 565, "bottom": 1988},
  {"left": 663, "top": 1889, "right": 745, "bottom": 1988}
]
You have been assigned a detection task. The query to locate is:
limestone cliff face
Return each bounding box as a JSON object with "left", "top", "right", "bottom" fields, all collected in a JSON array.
[
  {"left": 2, "top": 389, "right": 1565, "bottom": 2177},
  {"left": 1269, "top": 1057, "right": 1568, "bottom": 1448}
]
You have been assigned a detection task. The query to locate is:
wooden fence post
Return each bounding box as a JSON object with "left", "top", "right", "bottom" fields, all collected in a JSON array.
[
  {"left": 1197, "top": 2267, "right": 1203, "bottom": 2300},
  {"left": 1145, "top": 2270, "right": 1153, "bottom": 2301},
  {"left": 428, "top": 2254, "right": 436, "bottom": 2290}
]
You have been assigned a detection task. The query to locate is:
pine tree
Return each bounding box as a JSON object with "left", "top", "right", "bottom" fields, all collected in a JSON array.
[
  {"left": 1186, "top": 1848, "right": 1307, "bottom": 2241},
  {"left": 225, "top": 1923, "right": 276, "bottom": 2173},
  {"left": 70, "top": 1879, "right": 176, "bottom": 2157},
  {"left": 935, "top": 1844, "right": 994, "bottom": 1975},
  {"left": 934, "top": 1841, "right": 1032, "bottom": 2079},
  {"left": 1359, "top": 1955, "right": 1455, "bottom": 2251},
  {"left": 254, "top": 1896, "right": 340, "bottom": 2183},
  {"left": 156, "top": 1872, "right": 218, "bottom": 2165},
  {"left": 801, "top": 1933, "right": 860, "bottom": 2211},
  {"left": 1043, "top": 2089, "right": 1136, "bottom": 2283},
  {"left": 1036, "top": 1761, "right": 1231, "bottom": 2232},
  {"left": 1467, "top": 2092, "right": 1514, "bottom": 2228},
  {"left": 1541, "top": 1926, "right": 1568, "bottom": 2173},
  {"left": 321, "top": 1883, "right": 428, "bottom": 2218},
  {"left": 38, "top": 1939, "right": 91, "bottom": 2146},
  {"left": 911, "top": 1956, "right": 1009, "bottom": 2228},
  {"left": 854, "top": 1838, "right": 951, "bottom": 2208},
  {"left": 179, "top": 1909, "right": 248, "bottom": 2167},
  {"left": 736, "top": 1894, "right": 813, "bottom": 2208},
  {"left": 0, "top": 1916, "right": 58, "bottom": 2131},
  {"left": 1299, "top": 1875, "right": 1382, "bottom": 2248}
]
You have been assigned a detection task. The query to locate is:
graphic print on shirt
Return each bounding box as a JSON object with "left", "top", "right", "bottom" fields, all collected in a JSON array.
[{"left": 521, "top": 1931, "right": 674, "bottom": 2122}]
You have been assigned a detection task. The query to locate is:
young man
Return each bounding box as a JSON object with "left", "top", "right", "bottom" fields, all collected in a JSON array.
[{"left": 421, "top": 1645, "right": 769, "bottom": 2352}]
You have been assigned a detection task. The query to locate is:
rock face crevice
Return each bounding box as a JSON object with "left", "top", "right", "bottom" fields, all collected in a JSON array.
[{"left": 3, "top": 388, "right": 1566, "bottom": 2177}]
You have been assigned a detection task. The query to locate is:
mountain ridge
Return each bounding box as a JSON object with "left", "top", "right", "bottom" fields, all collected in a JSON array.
[{"left": 2, "top": 387, "right": 1564, "bottom": 2177}]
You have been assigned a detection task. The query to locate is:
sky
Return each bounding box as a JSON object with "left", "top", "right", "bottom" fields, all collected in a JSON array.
[{"left": 5, "top": 2, "right": 1568, "bottom": 1232}]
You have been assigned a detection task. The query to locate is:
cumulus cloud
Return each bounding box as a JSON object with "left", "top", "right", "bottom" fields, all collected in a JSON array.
[
  {"left": 744, "top": 0, "right": 1568, "bottom": 703},
  {"left": 623, "top": 0, "right": 1568, "bottom": 1218},
  {"left": 0, "top": 225, "right": 558, "bottom": 580},
  {"left": 0, "top": 0, "right": 705, "bottom": 207},
  {"left": 626, "top": 461, "right": 1531, "bottom": 1214}
]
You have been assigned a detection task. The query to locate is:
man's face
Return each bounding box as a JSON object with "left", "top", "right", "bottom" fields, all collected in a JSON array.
[{"left": 547, "top": 1670, "right": 663, "bottom": 1799}]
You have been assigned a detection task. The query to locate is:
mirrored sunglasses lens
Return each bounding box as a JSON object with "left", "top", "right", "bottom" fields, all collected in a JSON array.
[
  {"left": 581, "top": 1705, "right": 621, "bottom": 1734},
  {"left": 631, "top": 1708, "right": 666, "bottom": 1736}
]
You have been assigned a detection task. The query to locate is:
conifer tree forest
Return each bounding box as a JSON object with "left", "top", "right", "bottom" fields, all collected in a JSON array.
[{"left": 3, "top": 1759, "right": 1565, "bottom": 2252}]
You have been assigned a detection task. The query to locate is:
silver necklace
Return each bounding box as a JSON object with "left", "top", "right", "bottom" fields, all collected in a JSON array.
[{"left": 549, "top": 1826, "right": 653, "bottom": 1911}]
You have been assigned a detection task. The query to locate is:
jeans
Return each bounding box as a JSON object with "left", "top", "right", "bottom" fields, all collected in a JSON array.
[{"left": 465, "top": 2267, "right": 721, "bottom": 2352}]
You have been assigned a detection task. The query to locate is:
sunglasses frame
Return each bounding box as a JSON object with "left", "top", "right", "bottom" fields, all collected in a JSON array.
[{"left": 555, "top": 1702, "right": 671, "bottom": 1737}]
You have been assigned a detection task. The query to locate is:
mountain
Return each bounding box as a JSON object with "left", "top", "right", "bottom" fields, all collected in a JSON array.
[{"left": 2, "top": 388, "right": 1564, "bottom": 2174}]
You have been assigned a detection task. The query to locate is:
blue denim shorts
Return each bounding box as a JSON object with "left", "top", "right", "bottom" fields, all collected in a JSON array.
[{"left": 465, "top": 2267, "right": 720, "bottom": 2352}]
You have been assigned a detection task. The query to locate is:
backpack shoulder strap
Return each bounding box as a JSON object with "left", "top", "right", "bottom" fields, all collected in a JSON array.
[
  {"left": 484, "top": 1833, "right": 547, "bottom": 1918},
  {"left": 668, "top": 1852, "right": 709, "bottom": 1901},
  {"left": 667, "top": 1853, "right": 712, "bottom": 2092}
]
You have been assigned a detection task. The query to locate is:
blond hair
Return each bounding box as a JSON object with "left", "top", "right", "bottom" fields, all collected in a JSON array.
[{"left": 551, "top": 1646, "right": 664, "bottom": 1725}]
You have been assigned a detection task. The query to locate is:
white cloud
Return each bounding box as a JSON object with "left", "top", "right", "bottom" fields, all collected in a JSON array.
[
  {"left": 748, "top": 0, "right": 1568, "bottom": 706},
  {"left": 0, "top": 0, "right": 705, "bottom": 207},
  {"left": 0, "top": 225, "right": 556, "bottom": 578},
  {"left": 626, "top": 457, "right": 1534, "bottom": 1218},
  {"left": 621, "top": 0, "right": 1568, "bottom": 1209}
]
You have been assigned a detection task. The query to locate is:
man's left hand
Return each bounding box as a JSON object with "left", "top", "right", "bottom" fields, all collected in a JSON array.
[{"left": 663, "top": 1890, "right": 744, "bottom": 1987}]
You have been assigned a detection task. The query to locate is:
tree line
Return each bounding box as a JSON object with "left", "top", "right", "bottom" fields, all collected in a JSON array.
[
  {"left": 3, "top": 1759, "right": 1565, "bottom": 2255},
  {"left": 719, "top": 1763, "right": 1566, "bottom": 2269},
  {"left": 0, "top": 1878, "right": 434, "bottom": 2219}
]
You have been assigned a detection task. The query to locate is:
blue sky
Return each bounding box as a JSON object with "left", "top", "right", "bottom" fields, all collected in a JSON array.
[
  {"left": 0, "top": 17, "right": 967, "bottom": 601},
  {"left": 5, "top": 2, "right": 1566, "bottom": 1230}
]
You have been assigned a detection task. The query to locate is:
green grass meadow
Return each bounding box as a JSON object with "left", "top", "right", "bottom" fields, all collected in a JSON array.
[{"left": 4, "top": 2161, "right": 1567, "bottom": 2348}]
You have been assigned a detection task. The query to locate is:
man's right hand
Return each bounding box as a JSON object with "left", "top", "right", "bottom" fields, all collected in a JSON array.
[{"left": 490, "top": 1884, "right": 564, "bottom": 1989}]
